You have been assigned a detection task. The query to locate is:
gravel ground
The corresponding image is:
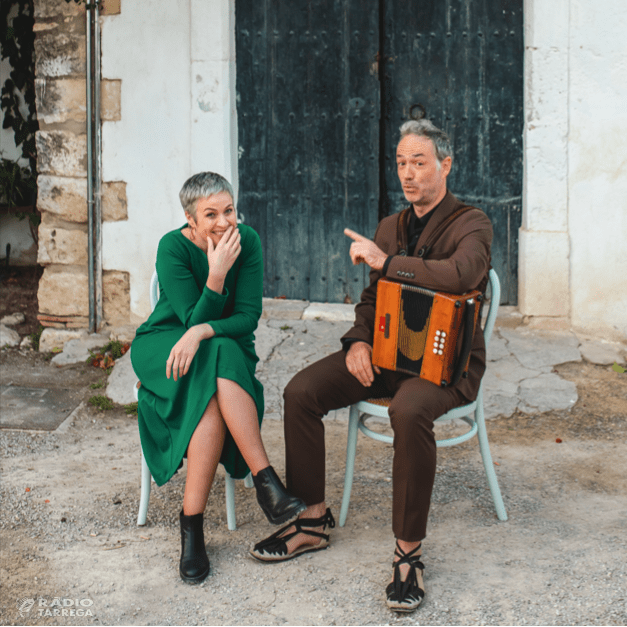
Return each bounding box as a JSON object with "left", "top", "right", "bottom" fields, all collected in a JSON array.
[{"left": 1, "top": 351, "right": 626, "bottom": 626}]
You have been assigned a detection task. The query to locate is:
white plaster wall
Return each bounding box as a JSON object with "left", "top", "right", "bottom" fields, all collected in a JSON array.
[
  {"left": 567, "top": 0, "right": 627, "bottom": 339},
  {"left": 520, "top": 0, "right": 571, "bottom": 317},
  {"left": 100, "top": 0, "right": 237, "bottom": 322},
  {"left": 522, "top": 0, "right": 627, "bottom": 340}
]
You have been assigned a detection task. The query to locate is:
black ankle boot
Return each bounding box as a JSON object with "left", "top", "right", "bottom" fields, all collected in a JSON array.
[
  {"left": 253, "top": 466, "right": 306, "bottom": 525},
  {"left": 179, "top": 509, "right": 210, "bottom": 583}
]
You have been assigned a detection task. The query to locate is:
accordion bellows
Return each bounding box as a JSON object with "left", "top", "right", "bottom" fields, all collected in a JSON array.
[{"left": 372, "top": 279, "right": 481, "bottom": 387}]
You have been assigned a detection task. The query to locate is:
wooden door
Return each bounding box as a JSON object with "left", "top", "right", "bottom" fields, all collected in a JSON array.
[{"left": 235, "top": 0, "right": 523, "bottom": 304}]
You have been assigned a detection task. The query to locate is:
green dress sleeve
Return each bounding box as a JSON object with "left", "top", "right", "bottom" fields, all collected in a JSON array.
[
  {"left": 156, "top": 233, "right": 229, "bottom": 329},
  {"left": 210, "top": 226, "right": 263, "bottom": 339}
]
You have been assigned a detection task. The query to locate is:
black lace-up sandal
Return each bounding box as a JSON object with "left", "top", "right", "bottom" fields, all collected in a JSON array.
[
  {"left": 385, "top": 541, "right": 425, "bottom": 612},
  {"left": 250, "top": 508, "right": 335, "bottom": 562}
]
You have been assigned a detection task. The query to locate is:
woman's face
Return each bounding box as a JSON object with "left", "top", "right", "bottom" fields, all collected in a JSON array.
[{"left": 187, "top": 191, "right": 237, "bottom": 250}]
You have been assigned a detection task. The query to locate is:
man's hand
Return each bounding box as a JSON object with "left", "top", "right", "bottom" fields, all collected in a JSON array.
[
  {"left": 345, "top": 341, "right": 381, "bottom": 387},
  {"left": 344, "top": 228, "right": 387, "bottom": 271}
]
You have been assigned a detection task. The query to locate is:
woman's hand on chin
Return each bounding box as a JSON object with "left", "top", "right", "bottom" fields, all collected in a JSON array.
[
  {"left": 207, "top": 226, "right": 241, "bottom": 279},
  {"left": 166, "top": 324, "right": 214, "bottom": 381}
]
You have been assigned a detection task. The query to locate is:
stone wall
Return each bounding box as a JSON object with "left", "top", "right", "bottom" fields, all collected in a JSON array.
[{"left": 33, "top": 0, "right": 129, "bottom": 330}]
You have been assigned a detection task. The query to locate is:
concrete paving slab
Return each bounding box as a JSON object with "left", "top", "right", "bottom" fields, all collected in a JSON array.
[
  {"left": 50, "top": 333, "right": 111, "bottom": 366},
  {"left": 261, "top": 298, "right": 309, "bottom": 320},
  {"left": 578, "top": 339, "right": 626, "bottom": 366},
  {"left": 303, "top": 302, "right": 355, "bottom": 322},
  {"left": 253, "top": 320, "right": 283, "bottom": 367},
  {"left": 500, "top": 328, "right": 581, "bottom": 370},
  {"left": 483, "top": 390, "right": 520, "bottom": 420},
  {"left": 518, "top": 373, "right": 578, "bottom": 413},
  {"left": 106, "top": 351, "right": 137, "bottom": 405},
  {"left": 486, "top": 355, "right": 545, "bottom": 384},
  {"left": 0, "top": 385, "right": 80, "bottom": 430},
  {"left": 486, "top": 332, "right": 511, "bottom": 362}
]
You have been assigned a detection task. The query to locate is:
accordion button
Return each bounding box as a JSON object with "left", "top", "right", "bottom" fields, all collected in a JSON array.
[
  {"left": 435, "top": 330, "right": 441, "bottom": 336},
  {"left": 438, "top": 350, "right": 443, "bottom": 355},
  {"left": 433, "top": 348, "right": 438, "bottom": 354},
  {"left": 441, "top": 332, "right": 447, "bottom": 337},
  {"left": 433, "top": 342, "right": 439, "bottom": 348}
]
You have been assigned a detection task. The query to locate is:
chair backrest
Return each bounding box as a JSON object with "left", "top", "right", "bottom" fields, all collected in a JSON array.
[
  {"left": 482, "top": 268, "right": 500, "bottom": 349},
  {"left": 149, "top": 270, "right": 159, "bottom": 312}
]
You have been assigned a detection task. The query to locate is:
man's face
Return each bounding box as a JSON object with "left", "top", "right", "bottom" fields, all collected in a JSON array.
[{"left": 396, "top": 134, "right": 451, "bottom": 211}]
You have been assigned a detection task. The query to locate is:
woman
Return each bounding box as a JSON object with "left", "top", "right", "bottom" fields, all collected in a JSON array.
[{"left": 131, "top": 172, "right": 305, "bottom": 584}]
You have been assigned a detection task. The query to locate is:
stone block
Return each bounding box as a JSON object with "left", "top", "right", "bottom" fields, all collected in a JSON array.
[
  {"left": 102, "top": 0, "right": 121, "bottom": 15},
  {"left": 106, "top": 351, "right": 138, "bottom": 405},
  {"left": 38, "top": 265, "right": 89, "bottom": 317},
  {"left": 38, "top": 328, "right": 84, "bottom": 353},
  {"left": 103, "top": 270, "right": 130, "bottom": 325},
  {"left": 34, "top": 0, "right": 84, "bottom": 18},
  {"left": 101, "top": 80, "right": 121, "bottom": 121},
  {"left": 35, "top": 78, "right": 86, "bottom": 125},
  {"left": 38, "top": 224, "right": 88, "bottom": 266},
  {"left": 102, "top": 182, "right": 127, "bottom": 220},
  {"left": 0, "top": 325, "right": 20, "bottom": 348},
  {"left": 35, "top": 29, "right": 86, "bottom": 77},
  {"left": 37, "top": 175, "right": 87, "bottom": 223},
  {"left": 36, "top": 130, "right": 87, "bottom": 177},
  {"left": 1, "top": 313, "right": 26, "bottom": 326},
  {"left": 51, "top": 333, "right": 111, "bottom": 365}
]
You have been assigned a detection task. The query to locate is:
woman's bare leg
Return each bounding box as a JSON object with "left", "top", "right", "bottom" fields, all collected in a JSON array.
[
  {"left": 215, "top": 377, "right": 270, "bottom": 475},
  {"left": 183, "top": 395, "right": 226, "bottom": 515}
]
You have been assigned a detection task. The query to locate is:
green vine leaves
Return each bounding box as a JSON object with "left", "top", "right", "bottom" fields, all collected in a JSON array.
[{"left": 1, "top": 0, "right": 39, "bottom": 175}]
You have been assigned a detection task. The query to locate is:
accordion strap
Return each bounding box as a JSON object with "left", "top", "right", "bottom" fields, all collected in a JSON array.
[
  {"left": 416, "top": 205, "right": 476, "bottom": 259},
  {"left": 396, "top": 204, "right": 477, "bottom": 258}
]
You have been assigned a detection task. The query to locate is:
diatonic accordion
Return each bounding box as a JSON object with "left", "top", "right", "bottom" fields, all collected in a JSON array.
[{"left": 372, "top": 279, "right": 482, "bottom": 387}]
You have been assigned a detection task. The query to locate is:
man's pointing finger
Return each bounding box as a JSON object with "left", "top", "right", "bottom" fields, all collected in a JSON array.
[{"left": 344, "top": 228, "right": 369, "bottom": 242}]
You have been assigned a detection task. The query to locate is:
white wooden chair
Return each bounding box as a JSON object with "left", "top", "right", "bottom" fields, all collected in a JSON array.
[
  {"left": 339, "top": 268, "right": 507, "bottom": 526},
  {"left": 134, "top": 270, "right": 253, "bottom": 529}
]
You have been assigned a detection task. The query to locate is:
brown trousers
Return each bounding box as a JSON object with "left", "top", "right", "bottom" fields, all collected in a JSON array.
[{"left": 284, "top": 350, "right": 467, "bottom": 542}]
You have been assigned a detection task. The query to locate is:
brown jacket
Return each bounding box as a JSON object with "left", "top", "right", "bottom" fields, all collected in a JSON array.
[{"left": 341, "top": 190, "right": 493, "bottom": 401}]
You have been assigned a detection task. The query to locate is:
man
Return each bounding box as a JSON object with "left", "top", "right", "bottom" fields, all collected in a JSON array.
[{"left": 251, "top": 119, "right": 493, "bottom": 612}]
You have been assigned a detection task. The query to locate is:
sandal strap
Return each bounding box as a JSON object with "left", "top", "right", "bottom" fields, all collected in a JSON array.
[
  {"left": 253, "top": 508, "right": 335, "bottom": 555},
  {"left": 390, "top": 540, "right": 425, "bottom": 604}
]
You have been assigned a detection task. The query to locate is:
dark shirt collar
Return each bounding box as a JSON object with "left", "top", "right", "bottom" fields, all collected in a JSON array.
[{"left": 407, "top": 196, "right": 445, "bottom": 249}]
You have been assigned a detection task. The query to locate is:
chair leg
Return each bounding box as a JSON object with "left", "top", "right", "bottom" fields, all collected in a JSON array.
[
  {"left": 475, "top": 391, "right": 508, "bottom": 521},
  {"left": 339, "top": 404, "right": 361, "bottom": 527},
  {"left": 244, "top": 472, "right": 254, "bottom": 489},
  {"left": 137, "top": 448, "right": 152, "bottom": 526},
  {"left": 225, "top": 472, "right": 236, "bottom": 531}
]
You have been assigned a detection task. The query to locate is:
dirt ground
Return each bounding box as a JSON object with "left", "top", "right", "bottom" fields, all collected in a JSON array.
[{"left": 1, "top": 347, "right": 626, "bottom": 626}]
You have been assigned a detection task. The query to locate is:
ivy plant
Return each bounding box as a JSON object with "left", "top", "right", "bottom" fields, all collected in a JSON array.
[{"left": 0, "top": 0, "right": 38, "bottom": 174}]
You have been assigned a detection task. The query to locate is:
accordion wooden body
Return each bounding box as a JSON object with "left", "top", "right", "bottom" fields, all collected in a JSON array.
[{"left": 372, "top": 279, "right": 482, "bottom": 387}]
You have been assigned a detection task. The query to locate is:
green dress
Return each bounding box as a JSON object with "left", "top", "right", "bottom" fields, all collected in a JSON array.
[{"left": 131, "top": 223, "right": 264, "bottom": 485}]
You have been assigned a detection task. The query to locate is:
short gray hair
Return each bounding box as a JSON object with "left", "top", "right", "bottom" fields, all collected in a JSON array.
[
  {"left": 399, "top": 119, "right": 453, "bottom": 164},
  {"left": 179, "top": 172, "right": 234, "bottom": 218}
]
